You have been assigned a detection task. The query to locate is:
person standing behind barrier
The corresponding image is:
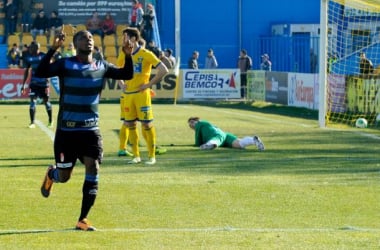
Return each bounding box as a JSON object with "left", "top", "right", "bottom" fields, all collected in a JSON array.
[
  {"left": 359, "top": 52, "right": 374, "bottom": 76},
  {"left": 310, "top": 48, "right": 318, "bottom": 73},
  {"left": 129, "top": 0, "right": 144, "bottom": 29},
  {"left": 188, "top": 50, "right": 199, "bottom": 69},
  {"left": 204, "top": 48, "right": 218, "bottom": 69},
  {"left": 165, "top": 48, "right": 176, "bottom": 67},
  {"left": 260, "top": 53, "right": 272, "bottom": 71},
  {"left": 237, "top": 49, "right": 252, "bottom": 99},
  {"left": 141, "top": 3, "right": 155, "bottom": 44},
  {"left": 159, "top": 50, "right": 173, "bottom": 69}
]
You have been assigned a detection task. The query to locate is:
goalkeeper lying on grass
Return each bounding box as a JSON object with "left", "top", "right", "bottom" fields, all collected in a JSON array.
[{"left": 187, "top": 117, "right": 265, "bottom": 151}]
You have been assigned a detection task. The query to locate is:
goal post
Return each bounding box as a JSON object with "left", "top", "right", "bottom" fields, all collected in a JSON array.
[{"left": 319, "top": 0, "right": 380, "bottom": 128}]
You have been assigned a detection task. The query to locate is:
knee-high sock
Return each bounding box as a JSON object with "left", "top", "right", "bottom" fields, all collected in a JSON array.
[
  {"left": 29, "top": 106, "right": 35, "bottom": 124},
  {"left": 119, "top": 123, "right": 129, "bottom": 151},
  {"left": 143, "top": 126, "right": 156, "bottom": 158},
  {"left": 128, "top": 126, "right": 140, "bottom": 157},
  {"left": 79, "top": 178, "right": 98, "bottom": 221}
]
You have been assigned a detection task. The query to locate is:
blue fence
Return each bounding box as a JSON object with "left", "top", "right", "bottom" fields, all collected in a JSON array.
[{"left": 250, "top": 36, "right": 320, "bottom": 73}]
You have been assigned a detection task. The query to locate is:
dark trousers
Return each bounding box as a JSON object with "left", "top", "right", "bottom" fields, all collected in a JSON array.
[{"left": 240, "top": 73, "right": 247, "bottom": 98}]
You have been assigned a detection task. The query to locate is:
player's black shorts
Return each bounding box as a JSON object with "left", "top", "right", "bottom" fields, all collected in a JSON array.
[
  {"left": 54, "top": 129, "right": 103, "bottom": 169},
  {"left": 30, "top": 85, "right": 50, "bottom": 99}
]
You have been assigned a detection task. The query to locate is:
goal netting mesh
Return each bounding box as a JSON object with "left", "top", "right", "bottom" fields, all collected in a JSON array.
[{"left": 325, "top": 0, "right": 380, "bottom": 128}]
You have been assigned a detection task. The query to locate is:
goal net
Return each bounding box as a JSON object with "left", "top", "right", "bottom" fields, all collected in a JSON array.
[{"left": 320, "top": 0, "right": 380, "bottom": 128}]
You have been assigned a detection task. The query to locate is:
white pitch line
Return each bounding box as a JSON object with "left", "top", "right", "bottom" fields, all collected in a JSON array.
[
  {"left": 1, "top": 226, "right": 380, "bottom": 234},
  {"left": 35, "top": 120, "right": 55, "bottom": 141},
  {"left": 105, "top": 156, "right": 380, "bottom": 164}
]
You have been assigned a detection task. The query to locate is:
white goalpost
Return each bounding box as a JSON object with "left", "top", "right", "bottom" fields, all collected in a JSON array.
[{"left": 319, "top": 0, "right": 380, "bottom": 128}]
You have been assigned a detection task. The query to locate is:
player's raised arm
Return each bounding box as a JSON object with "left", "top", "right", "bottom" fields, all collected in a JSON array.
[{"left": 104, "top": 37, "right": 134, "bottom": 80}]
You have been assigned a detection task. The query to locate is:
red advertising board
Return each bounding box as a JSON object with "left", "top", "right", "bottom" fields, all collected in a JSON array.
[{"left": 0, "top": 69, "right": 29, "bottom": 99}]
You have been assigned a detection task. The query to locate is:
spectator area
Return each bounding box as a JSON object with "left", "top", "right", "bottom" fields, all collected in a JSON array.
[
  {"left": 1, "top": 23, "right": 128, "bottom": 68},
  {"left": 0, "top": 1, "right": 129, "bottom": 68}
]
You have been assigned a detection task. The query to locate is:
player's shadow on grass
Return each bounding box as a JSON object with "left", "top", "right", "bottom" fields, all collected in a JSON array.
[
  {"left": 0, "top": 156, "right": 51, "bottom": 161},
  {"left": 0, "top": 156, "right": 52, "bottom": 168},
  {"left": 111, "top": 145, "right": 380, "bottom": 176},
  {"left": 0, "top": 228, "right": 76, "bottom": 236}
]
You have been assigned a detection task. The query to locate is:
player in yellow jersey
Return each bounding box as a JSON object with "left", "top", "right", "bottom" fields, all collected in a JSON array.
[{"left": 117, "top": 27, "right": 168, "bottom": 165}]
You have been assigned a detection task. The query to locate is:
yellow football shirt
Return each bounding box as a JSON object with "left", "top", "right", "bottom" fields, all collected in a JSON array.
[{"left": 117, "top": 46, "right": 161, "bottom": 92}]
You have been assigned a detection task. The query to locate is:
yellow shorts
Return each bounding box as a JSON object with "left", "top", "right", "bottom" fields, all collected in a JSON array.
[{"left": 120, "top": 88, "right": 154, "bottom": 122}]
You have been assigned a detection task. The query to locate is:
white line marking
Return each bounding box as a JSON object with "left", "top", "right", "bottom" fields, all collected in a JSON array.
[{"left": 35, "top": 120, "right": 55, "bottom": 141}]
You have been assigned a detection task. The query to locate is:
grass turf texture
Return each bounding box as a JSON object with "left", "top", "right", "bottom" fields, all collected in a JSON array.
[{"left": 0, "top": 102, "right": 380, "bottom": 249}]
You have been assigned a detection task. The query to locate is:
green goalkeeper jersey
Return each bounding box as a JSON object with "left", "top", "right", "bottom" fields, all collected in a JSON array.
[{"left": 194, "top": 120, "right": 228, "bottom": 147}]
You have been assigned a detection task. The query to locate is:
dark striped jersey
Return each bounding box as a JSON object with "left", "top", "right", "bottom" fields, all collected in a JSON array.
[{"left": 35, "top": 49, "right": 133, "bottom": 131}]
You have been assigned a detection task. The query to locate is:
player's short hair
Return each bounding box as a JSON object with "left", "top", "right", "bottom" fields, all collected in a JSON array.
[
  {"left": 73, "top": 30, "right": 90, "bottom": 49},
  {"left": 29, "top": 41, "right": 40, "bottom": 55},
  {"left": 188, "top": 117, "right": 200, "bottom": 123},
  {"left": 123, "top": 27, "right": 140, "bottom": 41}
]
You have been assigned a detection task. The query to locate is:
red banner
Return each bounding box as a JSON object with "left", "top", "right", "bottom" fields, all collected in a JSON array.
[{"left": 0, "top": 69, "right": 29, "bottom": 99}]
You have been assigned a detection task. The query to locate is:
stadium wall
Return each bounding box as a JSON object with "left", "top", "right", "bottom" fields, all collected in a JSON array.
[{"left": 11, "top": 0, "right": 320, "bottom": 69}]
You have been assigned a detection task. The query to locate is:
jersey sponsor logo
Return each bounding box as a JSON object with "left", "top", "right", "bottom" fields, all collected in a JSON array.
[
  {"left": 134, "top": 57, "right": 143, "bottom": 73},
  {"left": 66, "top": 121, "right": 76, "bottom": 127}
]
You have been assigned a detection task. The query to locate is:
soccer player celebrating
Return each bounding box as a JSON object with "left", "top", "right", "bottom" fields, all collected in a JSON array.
[
  {"left": 36, "top": 30, "right": 134, "bottom": 231},
  {"left": 187, "top": 117, "right": 265, "bottom": 151},
  {"left": 117, "top": 27, "right": 168, "bottom": 165}
]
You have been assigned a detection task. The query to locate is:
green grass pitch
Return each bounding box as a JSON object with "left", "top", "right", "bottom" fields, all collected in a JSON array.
[{"left": 0, "top": 101, "right": 379, "bottom": 249}]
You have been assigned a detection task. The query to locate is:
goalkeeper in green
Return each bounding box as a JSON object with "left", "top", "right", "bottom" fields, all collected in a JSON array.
[{"left": 187, "top": 117, "right": 264, "bottom": 151}]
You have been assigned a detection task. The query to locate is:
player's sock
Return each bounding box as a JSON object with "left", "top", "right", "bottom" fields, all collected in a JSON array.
[
  {"left": 45, "top": 101, "right": 52, "bottom": 123},
  {"left": 48, "top": 167, "right": 60, "bottom": 182},
  {"left": 143, "top": 126, "right": 156, "bottom": 158},
  {"left": 119, "top": 123, "right": 129, "bottom": 151},
  {"left": 238, "top": 136, "right": 254, "bottom": 148},
  {"left": 79, "top": 177, "right": 98, "bottom": 221},
  {"left": 29, "top": 105, "right": 36, "bottom": 124},
  {"left": 128, "top": 126, "right": 140, "bottom": 157}
]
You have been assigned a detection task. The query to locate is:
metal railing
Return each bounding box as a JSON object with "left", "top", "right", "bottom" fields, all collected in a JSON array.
[{"left": 250, "top": 36, "right": 320, "bottom": 73}]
